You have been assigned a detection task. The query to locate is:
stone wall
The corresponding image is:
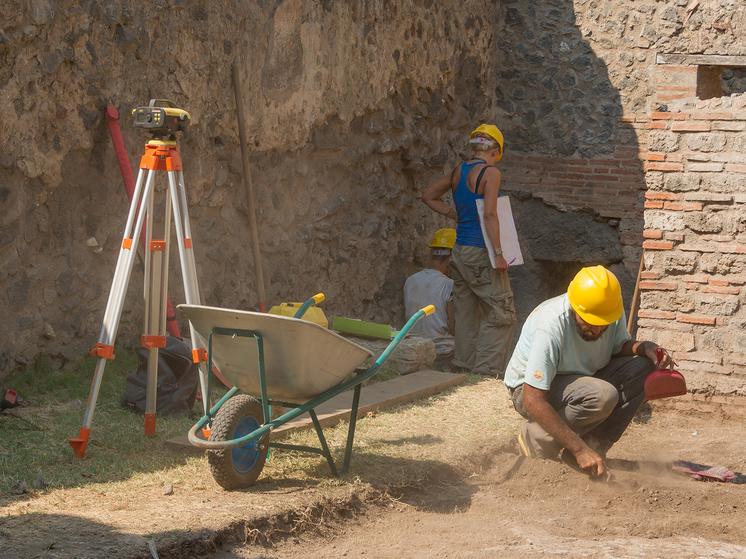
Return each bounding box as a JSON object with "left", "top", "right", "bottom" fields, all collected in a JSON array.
[
  {"left": 1, "top": 0, "right": 745, "bottom": 395},
  {"left": 637, "top": 93, "right": 746, "bottom": 394}
]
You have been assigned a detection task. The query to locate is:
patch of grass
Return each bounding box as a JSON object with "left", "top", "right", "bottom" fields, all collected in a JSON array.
[
  {"left": 0, "top": 345, "right": 200, "bottom": 492},
  {"left": 0, "top": 344, "right": 521, "bottom": 509}
]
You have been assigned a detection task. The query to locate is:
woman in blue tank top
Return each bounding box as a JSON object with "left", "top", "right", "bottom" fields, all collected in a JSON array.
[{"left": 422, "top": 124, "right": 517, "bottom": 379}]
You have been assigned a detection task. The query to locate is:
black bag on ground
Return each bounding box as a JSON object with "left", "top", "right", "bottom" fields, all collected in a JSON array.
[{"left": 120, "top": 336, "right": 199, "bottom": 418}]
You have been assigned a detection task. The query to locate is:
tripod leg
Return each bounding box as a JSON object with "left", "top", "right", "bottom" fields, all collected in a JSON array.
[
  {"left": 69, "top": 168, "right": 157, "bottom": 458},
  {"left": 141, "top": 181, "right": 175, "bottom": 435},
  {"left": 168, "top": 169, "right": 210, "bottom": 415}
]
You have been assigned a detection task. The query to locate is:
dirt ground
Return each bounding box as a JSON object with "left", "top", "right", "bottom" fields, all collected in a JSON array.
[
  {"left": 2, "top": 385, "right": 746, "bottom": 559},
  {"left": 207, "top": 396, "right": 746, "bottom": 559}
]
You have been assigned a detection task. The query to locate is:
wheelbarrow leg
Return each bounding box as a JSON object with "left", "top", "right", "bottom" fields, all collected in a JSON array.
[
  {"left": 340, "top": 383, "right": 363, "bottom": 476},
  {"left": 309, "top": 409, "right": 338, "bottom": 477},
  {"left": 309, "top": 378, "right": 362, "bottom": 477}
]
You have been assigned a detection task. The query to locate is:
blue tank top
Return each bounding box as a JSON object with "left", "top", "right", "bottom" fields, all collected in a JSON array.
[{"left": 454, "top": 161, "right": 488, "bottom": 248}]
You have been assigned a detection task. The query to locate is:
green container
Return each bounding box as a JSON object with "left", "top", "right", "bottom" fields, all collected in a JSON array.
[{"left": 332, "top": 316, "right": 393, "bottom": 340}]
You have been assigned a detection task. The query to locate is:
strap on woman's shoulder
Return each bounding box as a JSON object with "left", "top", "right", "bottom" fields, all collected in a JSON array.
[
  {"left": 475, "top": 165, "right": 489, "bottom": 194},
  {"left": 450, "top": 165, "right": 459, "bottom": 190}
]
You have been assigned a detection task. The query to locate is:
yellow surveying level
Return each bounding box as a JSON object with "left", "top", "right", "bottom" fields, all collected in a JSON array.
[{"left": 133, "top": 99, "right": 190, "bottom": 137}]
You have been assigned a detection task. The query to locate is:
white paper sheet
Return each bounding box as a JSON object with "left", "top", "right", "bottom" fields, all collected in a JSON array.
[{"left": 475, "top": 195, "right": 524, "bottom": 268}]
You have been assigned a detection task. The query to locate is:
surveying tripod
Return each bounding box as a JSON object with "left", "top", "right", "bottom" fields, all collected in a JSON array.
[{"left": 69, "top": 103, "right": 209, "bottom": 458}]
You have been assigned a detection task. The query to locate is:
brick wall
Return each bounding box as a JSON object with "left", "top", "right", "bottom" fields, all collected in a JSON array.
[
  {"left": 637, "top": 92, "right": 746, "bottom": 394},
  {"left": 501, "top": 148, "right": 647, "bottom": 274}
]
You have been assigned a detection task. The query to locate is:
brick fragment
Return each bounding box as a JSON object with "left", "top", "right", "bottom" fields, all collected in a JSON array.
[
  {"left": 663, "top": 202, "right": 684, "bottom": 210},
  {"left": 701, "top": 285, "right": 741, "bottom": 295},
  {"left": 645, "top": 162, "right": 684, "bottom": 172},
  {"left": 691, "top": 112, "right": 732, "bottom": 121},
  {"left": 640, "top": 271, "right": 660, "bottom": 279},
  {"left": 676, "top": 314, "right": 717, "bottom": 325},
  {"left": 682, "top": 203, "right": 703, "bottom": 211},
  {"left": 645, "top": 192, "right": 679, "bottom": 201},
  {"left": 719, "top": 245, "right": 746, "bottom": 254},
  {"left": 642, "top": 241, "right": 674, "bottom": 251},
  {"left": 639, "top": 280, "right": 677, "bottom": 290},
  {"left": 684, "top": 275, "right": 708, "bottom": 284},
  {"left": 637, "top": 310, "right": 676, "bottom": 319},
  {"left": 637, "top": 319, "right": 693, "bottom": 332},
  {"left": 688, "top": 163, "right": 724, "bottom": 172},
  {"left": 643, "top": 230, "right": 662, "bottom": 239},
  {"left": 644, "top": 201, "right": 664, "bottom": 209},
  {"left": 672, "top": 122, "right": 711, "bottom": 132}
]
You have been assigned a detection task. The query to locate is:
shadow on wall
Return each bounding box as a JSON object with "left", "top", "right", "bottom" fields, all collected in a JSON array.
[{"left": 496, "top": 0, "right": 644, "bottom": 333}]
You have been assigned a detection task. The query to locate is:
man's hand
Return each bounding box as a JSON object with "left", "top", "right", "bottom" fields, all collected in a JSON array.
[
  {"left": 573, "top": 445, "right": 607, "bottom": 477},
  {"left": 617, "top": 341, "right": 678, "bottom": 369}
]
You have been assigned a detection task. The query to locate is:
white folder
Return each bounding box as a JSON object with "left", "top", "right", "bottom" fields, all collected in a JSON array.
[{"left": 475, "top": 195, "right": 524, "bottom": 269}]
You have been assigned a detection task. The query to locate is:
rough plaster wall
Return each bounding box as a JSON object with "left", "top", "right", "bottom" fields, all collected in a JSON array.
[{"left": 0, "top": 0, "right": 501, "bottom": 367}]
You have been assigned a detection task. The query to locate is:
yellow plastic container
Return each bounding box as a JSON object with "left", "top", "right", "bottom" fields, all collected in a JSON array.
[{"left": 268, "top": 303, "right": 329, "bottom": 328}]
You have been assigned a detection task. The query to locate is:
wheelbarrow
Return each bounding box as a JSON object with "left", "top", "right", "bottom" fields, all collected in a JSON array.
[{"left": 178, "top": 294, "right": 434, "bottom": 490}]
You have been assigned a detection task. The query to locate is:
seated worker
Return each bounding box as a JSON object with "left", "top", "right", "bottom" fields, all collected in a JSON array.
[
  {"left": 503, "top": 265, "right": 677, "bottom": 477},
  {"left": 404, "top": 229, "right": 456, "bottom": 369}
]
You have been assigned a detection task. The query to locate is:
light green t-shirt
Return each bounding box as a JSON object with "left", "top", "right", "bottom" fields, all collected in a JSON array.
[{"left": 503, "top": 294, "right": 630, "bottom": 391}]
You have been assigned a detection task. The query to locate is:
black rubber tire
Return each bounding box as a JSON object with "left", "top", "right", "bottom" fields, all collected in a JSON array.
[{"left": 207, "top": 394, "right": 269, "bottom": 490}]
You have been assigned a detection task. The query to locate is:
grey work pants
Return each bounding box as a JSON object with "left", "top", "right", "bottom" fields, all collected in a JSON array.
[
  {"left": 449, "top": 244, "right": 517, "bottom": 377},
  {"left": 510, "top": 355, "right": 656, "bottom": 458}
]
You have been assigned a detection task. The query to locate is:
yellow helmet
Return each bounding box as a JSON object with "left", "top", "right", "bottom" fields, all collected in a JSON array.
[
  {"left": 469, "top": 124, "right": 504, "bottom": 161},
  {"left": 429, "top": 228, "right": 456, "bottom": 254},
  {"left": 567, "top": 266, "right": 623, "bottom": 326}
]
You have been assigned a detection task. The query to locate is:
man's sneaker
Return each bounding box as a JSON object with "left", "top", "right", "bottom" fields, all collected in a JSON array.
[{"left": 517, "top": 423, "right": 537, "bottom": 458}]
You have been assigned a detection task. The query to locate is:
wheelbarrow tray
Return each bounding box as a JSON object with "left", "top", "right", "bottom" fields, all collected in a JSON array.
[{"left": 178, "top": 304, "right": 373, "bottom": 402}]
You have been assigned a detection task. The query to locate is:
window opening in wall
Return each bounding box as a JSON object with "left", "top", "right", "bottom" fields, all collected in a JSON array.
[
  {"left": 656, "top": 54, "right": 746, "bottom": 101},
  {"left": 698, "top": 65, "right": 746, "bottom": 100}
]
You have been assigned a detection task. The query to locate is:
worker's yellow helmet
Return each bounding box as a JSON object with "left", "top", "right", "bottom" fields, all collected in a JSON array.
[
  {"left": 469, "top": 124, "right": 504, "bottom": 161},
  {"left": 429, "top": 228, "right": 456, "bottom": 255},
  {"left": 567, "top": 266, "right": 623, "bottom": 326}
]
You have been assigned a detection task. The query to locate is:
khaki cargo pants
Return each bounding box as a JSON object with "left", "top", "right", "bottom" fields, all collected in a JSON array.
[{"left": 449, "top": 244, "right": 517, "bottom": 377}]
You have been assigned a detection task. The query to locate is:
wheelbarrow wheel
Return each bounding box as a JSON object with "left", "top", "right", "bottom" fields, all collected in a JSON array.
[{"left": 207, "top": 394, "right": 269, "bottom": 490}]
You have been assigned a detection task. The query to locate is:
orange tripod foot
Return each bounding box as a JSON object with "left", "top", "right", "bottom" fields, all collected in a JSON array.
[
  {"left": 144, "top": 413, "right": 156, "bottom": 435},
  {"left": 68, "top": 427, "right": 91, "bottom": 459}
]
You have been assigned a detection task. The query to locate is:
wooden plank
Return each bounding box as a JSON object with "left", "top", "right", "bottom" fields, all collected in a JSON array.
[
  {"left": 657, "top": 53, "right": 746, "bottom": 67},
  {"left": 271, "top": 370, "right": 467, "bottom": 439},
  {"left": 163, "top": 370, "right": 468, "bottom": 455}
]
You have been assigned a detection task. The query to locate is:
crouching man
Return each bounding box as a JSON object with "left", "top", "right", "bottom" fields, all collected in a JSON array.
[
  {"left": 503, "top": 265, "right": 676, "bottom": 477},
  {"left": 404, "top": 229, "right": 456, "bottom": 370}
]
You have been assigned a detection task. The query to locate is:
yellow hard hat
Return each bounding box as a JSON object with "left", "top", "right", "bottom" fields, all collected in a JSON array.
[
  {"left": 429, "top": 228, "right": 456, "bottom": 252},
  {"left": 567, "top": 266, "right": 623, "bottom": 326},
  {"left": 469, "top": 124, "right": 504, "bottom": 161}
]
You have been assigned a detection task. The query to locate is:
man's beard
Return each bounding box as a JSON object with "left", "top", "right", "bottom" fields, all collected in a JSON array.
[{"left": 574, "top": 319, "right": 606, "bottom": 342}]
